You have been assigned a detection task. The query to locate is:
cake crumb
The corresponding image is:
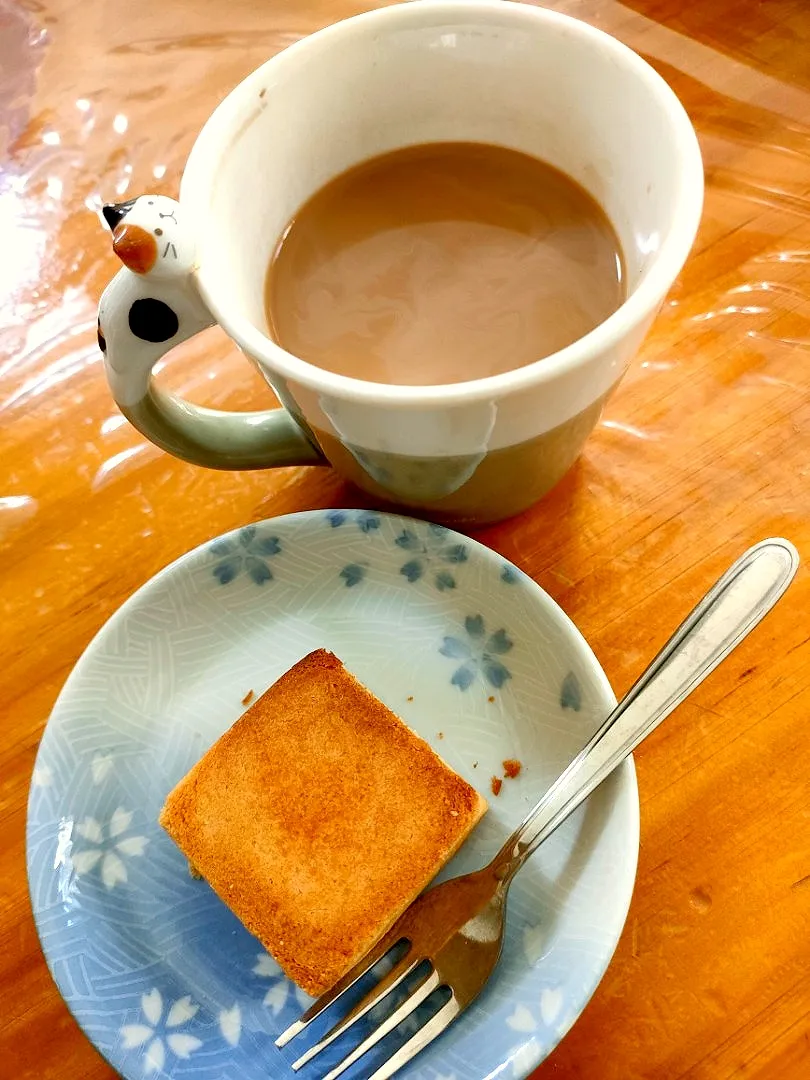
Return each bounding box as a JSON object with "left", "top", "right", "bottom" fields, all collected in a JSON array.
[
  {"left": 241, "top": 689, "right": 255, "bottom": 706},
  {"left": 491, "top": 776, "right": 503, "bottom": 796},
  {"left": 488, "top": 695, "right": 495, "bottom": 703},
  {"left": 437, "top": 731, "right": 444, "bottom": 739},
  {"left": 472, "top": 761, "right": 478, "bottom": 769},
  {"left": 503, "top": 759, "right": 522, "bottom": 779},
  {"left": 406, "top": 695, "right": 414, "bottom": 702}
]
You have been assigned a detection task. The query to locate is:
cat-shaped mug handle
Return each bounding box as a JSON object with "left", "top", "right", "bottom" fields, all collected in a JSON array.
[{"left": 97, "top": 195, "right": 323, "bottom": 469}]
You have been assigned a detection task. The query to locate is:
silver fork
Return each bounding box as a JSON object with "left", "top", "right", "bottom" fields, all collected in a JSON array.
[{"left": 277, "top": 538, "right": 798, "bottom": 1080}]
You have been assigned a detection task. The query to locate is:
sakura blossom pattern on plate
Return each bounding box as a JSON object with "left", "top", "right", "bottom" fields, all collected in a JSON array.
[{"left": 27, "top": 510, "right": 638, "bottom": 1079}]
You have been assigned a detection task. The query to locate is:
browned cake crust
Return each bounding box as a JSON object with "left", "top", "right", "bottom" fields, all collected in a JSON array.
[{"left": 159, "top": 649, "right": 487, "bottom": 996}]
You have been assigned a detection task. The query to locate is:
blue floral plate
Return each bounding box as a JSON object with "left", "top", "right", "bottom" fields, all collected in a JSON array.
[{"left": 27, "top": 510, "right": 638, "bottom": 1080}]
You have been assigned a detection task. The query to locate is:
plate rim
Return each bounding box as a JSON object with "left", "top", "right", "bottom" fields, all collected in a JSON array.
[{"left": 26, "top": 508, "right": 640, "bottom": 1079}]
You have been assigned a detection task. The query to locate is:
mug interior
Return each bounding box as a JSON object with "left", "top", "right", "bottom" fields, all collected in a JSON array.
[{"left": 182, "top": 0, "right": 702, "bottom": 391}]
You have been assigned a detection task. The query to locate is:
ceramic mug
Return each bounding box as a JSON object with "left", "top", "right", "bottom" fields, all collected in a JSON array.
[{"left": 97, "top": 0, "right": 703, "bottom": 525}]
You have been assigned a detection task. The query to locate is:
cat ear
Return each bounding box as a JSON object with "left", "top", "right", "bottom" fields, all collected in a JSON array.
[
  {"left": 112, "top": 223, "right": 158, "bottom": 274},
  {"left": 102, "top": 199, "right": 136, "bottom": 231}
]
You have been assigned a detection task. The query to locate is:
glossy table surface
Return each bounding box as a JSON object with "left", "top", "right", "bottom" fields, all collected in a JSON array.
[{"left": 2, "top": 1, "right": 809, "bottom": 1077}]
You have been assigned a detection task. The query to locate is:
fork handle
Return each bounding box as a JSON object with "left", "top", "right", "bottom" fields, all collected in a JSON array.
[{"left": 497, "top": 538, "right": 799, "bottom": 875}]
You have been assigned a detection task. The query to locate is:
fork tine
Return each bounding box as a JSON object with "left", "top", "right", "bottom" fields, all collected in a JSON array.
[
  {"left": 291, "top": 949, "right": 421, "bottom": 1070},
  {"left": 275, "top": 930, "right": 407, "bottom": 1048},
  {"left": 320, "top": 968, "right": 442, "bottom": 1080},
  {"left": 365, "top": 996, "right": 461, "bottom": 1080}
]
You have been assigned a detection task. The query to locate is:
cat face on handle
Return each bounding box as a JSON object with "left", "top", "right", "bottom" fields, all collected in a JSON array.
[{"left": 102, "top": 195, "right": 195, "bottom": 280}]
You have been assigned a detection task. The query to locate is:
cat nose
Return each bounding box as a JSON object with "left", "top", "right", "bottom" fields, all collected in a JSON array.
[{"left": 102, "top": 199, "right": 137, "bottom": 231}]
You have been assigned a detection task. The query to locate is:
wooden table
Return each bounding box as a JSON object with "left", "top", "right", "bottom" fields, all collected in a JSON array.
[{"left": 2, "top": 1, "right": 809, "bottom": 1077}]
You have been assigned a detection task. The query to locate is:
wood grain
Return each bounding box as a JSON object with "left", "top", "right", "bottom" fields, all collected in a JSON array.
[{"left": 1, "top": 1, "right": 808, "bottom": 1077}]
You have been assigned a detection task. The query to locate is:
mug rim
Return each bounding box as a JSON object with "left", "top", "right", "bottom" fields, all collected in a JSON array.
[{"left": 181, "top": 0, "right": 704, "bottom": 409}]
